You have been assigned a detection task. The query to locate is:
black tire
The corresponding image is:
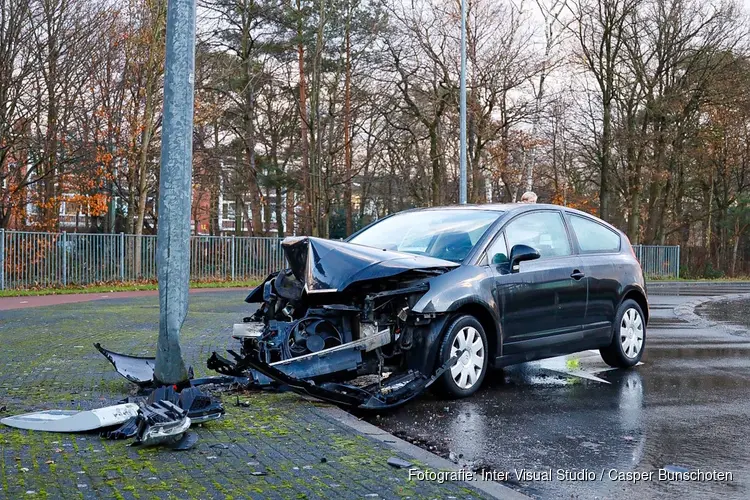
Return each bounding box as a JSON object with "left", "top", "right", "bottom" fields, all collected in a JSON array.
[
  {"left": 434, "top": 315, "right": 489, "bottom": 398},
  {"left": 600, "top": 299, "right": 646, "bottom": 368}
]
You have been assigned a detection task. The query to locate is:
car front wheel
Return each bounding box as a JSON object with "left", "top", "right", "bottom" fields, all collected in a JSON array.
[
  {"left": 434, "top": 315, "right": 489, "bottom": 398},
  {"left": 600, "top": 299, "right": 646, "bottom": 368}
]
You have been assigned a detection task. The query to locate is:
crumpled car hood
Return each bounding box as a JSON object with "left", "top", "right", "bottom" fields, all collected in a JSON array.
[{"left": 280, "top": 236, "right": 459, "bottom": 294}]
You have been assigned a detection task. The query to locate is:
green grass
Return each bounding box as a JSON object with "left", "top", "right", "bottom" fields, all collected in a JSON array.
[{"left": 0, "top": 279, "right": 260, "bottom": 297}]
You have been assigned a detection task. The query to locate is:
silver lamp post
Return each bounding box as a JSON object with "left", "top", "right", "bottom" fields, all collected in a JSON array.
[{"left": 154, "top": 0, "right": 195, "bottom": 385}]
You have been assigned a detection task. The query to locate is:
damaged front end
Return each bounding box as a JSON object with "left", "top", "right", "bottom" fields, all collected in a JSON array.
[{"left": 208, "top": 236, "right": 460, "bottom": 409}]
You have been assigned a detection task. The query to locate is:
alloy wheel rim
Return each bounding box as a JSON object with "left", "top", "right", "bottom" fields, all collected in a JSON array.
[
  {"left": 450, "top": 326, "right": 485, "bottom": 389},
  {"left": 620, "top": 308, "right": 644, "bottom": 359}
]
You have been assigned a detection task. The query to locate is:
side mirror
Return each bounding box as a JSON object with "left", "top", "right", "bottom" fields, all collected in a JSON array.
[{"left": 509, "top": 244, "right": 540, "bottom": 272}]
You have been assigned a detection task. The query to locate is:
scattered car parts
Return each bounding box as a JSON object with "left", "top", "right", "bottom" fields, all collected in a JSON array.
[
  {"left": 99, "top": 386, "right": 225, "bottom": 443},
  {"left": 101, "top": 416, "right": 139, "bottom": 440},
  {"left": 95, "top": 342, "right": 247, "bottom": 388},
  {"left": 134, "top": 400, "right": 191, "bottom": 447},
  {"left": 167, "top": 431, "right": 199, "bottom": 451},
  {"left": 94, "top": 343, "right": 156, "bottom": 387},
  {"left": 0, "top": 403, "right": 140, "bottom": 432},
  {"left": 147, "top": 386, "right": 225, "bottom": 424}
]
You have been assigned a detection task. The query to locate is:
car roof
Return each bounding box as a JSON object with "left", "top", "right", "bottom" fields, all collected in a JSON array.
[
  {"left": 407, "top": 203, "right": 618, "bottom": 230},
  {"left": 410, "top": 202, "right": 570, "bottom": 214}
]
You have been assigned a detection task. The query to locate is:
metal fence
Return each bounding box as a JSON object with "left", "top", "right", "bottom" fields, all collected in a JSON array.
[
  {"left": 0, "top": 230, "right": 286, "bottom": 290},
  {"left": 632, "top": 244, "right": 680, "bottom": 279},
  {"left": 0, "top": 230, "right": 682, "bottom": 290}
]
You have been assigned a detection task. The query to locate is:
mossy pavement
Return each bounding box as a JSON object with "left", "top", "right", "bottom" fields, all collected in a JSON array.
[{"left": 0, "top": 291, "right": 488, "bottom": 499}]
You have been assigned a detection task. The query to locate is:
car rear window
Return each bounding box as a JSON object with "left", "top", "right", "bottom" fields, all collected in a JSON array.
[{"left": 569, "top": 215, "right": 621, "bottom": 253}]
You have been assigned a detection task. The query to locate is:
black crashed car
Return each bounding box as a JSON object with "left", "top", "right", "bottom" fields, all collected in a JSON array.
[{"left": 214, "top": 203, "right": 648, "bottom": 408}]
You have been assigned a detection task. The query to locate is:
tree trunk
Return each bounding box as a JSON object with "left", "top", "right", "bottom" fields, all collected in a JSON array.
[
  {"left": 40, "top": 20, "right": 60, "bottom": 231},
  {"left": 275, "top": 185, "right": 284, "bottom": 237},
  {"left": 600, "top": 99, "right": 612, "bottom": 221},
  {"left": 309, "top": 0, "right": 326, "bottom": 236},
  {"left": 134, "top": 86, "right": 158, "bottom": 275},
  {"left": 134, "top": 137, "right": 153, "bottom": 275},
  {"left": 731, "top": 219, "right": 740, "bottom": 277},
  {"left": 343, "top": 9, "right": 353, "bottom": 235},
  {"left": 134, "top": 1, "right": 164, "bottom": 272},
  {"left": 706, "top": 173, "right": 714, "bottom": 261},
  {"left": 429, "top": 124, "right": 442, "bottom": 206},
  {"left": 286, "top": 188, "right": 295, "bottom": 237},
  {"left": 297, "top": 0, "right": 311, "bottom": 235}
]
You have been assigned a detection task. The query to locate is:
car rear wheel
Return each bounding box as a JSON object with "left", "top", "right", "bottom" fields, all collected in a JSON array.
[
  {"left": 434, "top": 315, "right": 489, "bottom": 398},
  {"left": 600, "top": 299, "right": 646, "bottom": 368}
]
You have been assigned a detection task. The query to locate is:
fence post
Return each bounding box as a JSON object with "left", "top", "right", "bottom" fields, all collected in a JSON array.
[
  {"left": 676, "top": 246, "right": 680, "bottom": 279},
  {"left": 0, "top": 228, "right": 4, "bottom": 291},
  {"left": 231, "top": 234, "right": 236, "bottom": 281},
  {"left": 61, "top": 231, "right": 67, "bottom": 286},
  {"left": 119, "top": 232, "right": 125, "bottom": 282}
]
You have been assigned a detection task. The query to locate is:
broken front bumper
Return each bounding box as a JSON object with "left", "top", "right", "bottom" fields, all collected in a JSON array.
[{"left": 210, "top": 349, "right": 462, "bottom": 410}]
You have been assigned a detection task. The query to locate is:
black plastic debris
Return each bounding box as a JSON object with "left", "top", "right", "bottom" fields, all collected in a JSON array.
[
  {"left": 147, "top": 386, "right": 180, "bottom": 405},
  {"left": 178, "top": 387, "right": 225, "bottom": 424},
  {"left": 167, "top": 432, "right": 199, "bottom": 451},
  {"left": 207, "top": 352, "right": 247, "bottom": 377},
  {"left": 94, "top": 343, "right": 156, "bottom": 387},
  {"left": 387, "top": 457, "right": 412, "bottom": 469},
  {"left": 101, "top": 416, "right": 139, "bottom": 440},
  {"left": 146, "top": 386, "right": 225, "bottom": 424},
  {"left": 134, "top": 401, "right": 191, "bottom": 447}
]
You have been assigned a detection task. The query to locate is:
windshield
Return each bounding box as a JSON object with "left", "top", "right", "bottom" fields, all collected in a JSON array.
[{"left": 349, "top": 209, "right": 502, "bottom": 262}]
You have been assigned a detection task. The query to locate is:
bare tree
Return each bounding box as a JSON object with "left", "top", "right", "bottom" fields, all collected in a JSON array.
[{"left": 569, "top": 0, "right": 639, "bottom": 221}]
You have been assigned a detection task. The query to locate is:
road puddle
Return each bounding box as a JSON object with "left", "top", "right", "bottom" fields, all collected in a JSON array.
[{"left": 697, "top": 297, "right": 750, "bottom": 329}]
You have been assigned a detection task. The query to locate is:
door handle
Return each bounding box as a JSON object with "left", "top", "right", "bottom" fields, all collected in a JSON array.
[{"left": 570, "top": 270, "right": 585, "bottom": 280}]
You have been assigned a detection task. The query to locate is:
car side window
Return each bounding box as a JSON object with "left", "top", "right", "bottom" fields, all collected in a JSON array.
[
  {"left": 486, "top": 232, "right": 509, "bottom": 265},
  {"left": 569, "top": 215, "right": 621, "bottom": 253},
  {"left": 505, "top": 211, "right": 572, "bottom": 258}
]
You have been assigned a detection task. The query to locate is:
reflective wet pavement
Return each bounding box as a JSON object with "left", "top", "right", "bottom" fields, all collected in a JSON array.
[
  {"left": 369, "top": 292, "right": 750, "bottom": 499},
  {"left": 697, "top": 297, "right": 750, "bottom": 330}
]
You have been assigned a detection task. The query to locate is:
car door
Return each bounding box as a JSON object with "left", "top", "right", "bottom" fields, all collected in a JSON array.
[
  {"left": 565, "top": 213, "right": 623, "bottom": 344},
  {"left": 487, "top": 210, "right": 587, "bottom": 356}
]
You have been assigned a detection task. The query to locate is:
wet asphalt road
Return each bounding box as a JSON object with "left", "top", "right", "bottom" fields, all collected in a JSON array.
[{"left": 368, "top": 289, "right": 750, "bottom": 499}]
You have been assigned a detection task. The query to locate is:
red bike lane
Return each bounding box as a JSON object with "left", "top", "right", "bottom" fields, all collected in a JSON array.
[{"left": 0, "top": 287, "right": 241, "bottom": 311}]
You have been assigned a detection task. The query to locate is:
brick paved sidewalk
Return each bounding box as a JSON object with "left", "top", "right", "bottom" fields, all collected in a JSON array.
[{"left": 0, "top": 291, "right": 497, "bottom": 499}]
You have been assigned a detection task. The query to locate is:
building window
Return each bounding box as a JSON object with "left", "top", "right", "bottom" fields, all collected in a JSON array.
[{"left": 222, "top": 201, "right": 235, "bottom": 220}]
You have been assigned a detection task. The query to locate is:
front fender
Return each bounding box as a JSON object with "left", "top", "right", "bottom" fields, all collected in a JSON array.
[
  {"left": 411, "top": 266, "right": 497, "bottom": 314},
  {"left": 408, "top": 266, "right": 501, "bottom": 373}
]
